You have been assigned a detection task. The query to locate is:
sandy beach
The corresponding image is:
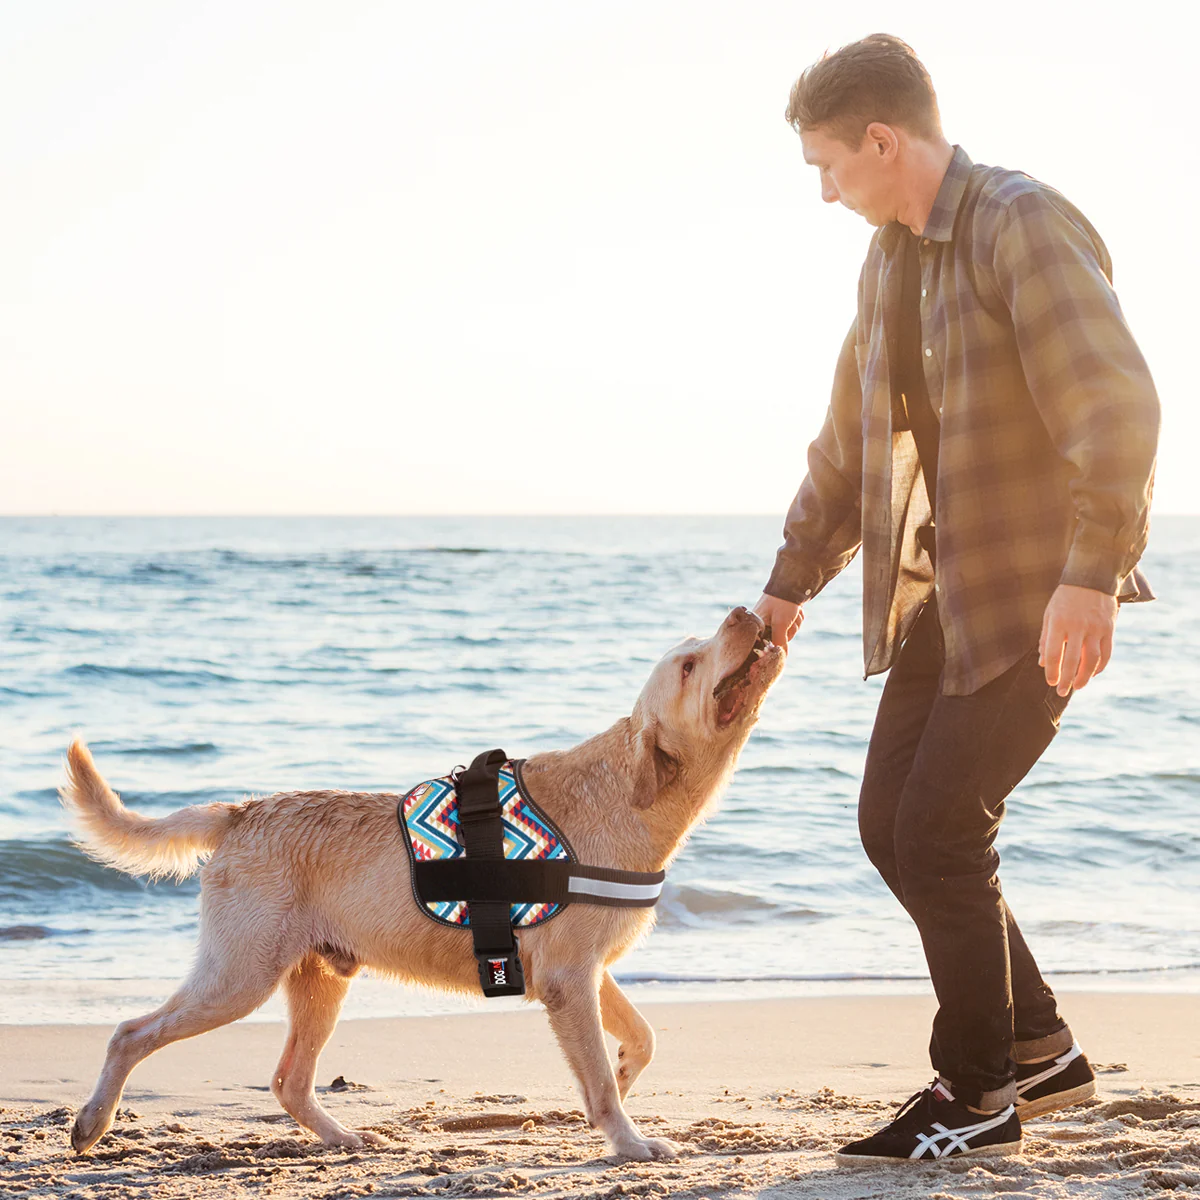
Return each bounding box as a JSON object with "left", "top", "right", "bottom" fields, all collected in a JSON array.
[{"left": 3, "top": 991, "right": 1199, "bottom": 1198}]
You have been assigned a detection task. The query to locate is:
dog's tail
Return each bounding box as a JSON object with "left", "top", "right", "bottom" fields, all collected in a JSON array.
[{"left": 59, "top": 739, "right": 241, "bottom": 881}]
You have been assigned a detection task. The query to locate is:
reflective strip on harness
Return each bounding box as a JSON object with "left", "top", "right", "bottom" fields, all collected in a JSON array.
[{"left": 568, "top": 874, "right": 664, "bottom": 903}]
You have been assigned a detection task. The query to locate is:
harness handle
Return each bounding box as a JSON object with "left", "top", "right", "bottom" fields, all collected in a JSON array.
[{"left": 455, "top": 748, "right": 526, "bottom": 997}]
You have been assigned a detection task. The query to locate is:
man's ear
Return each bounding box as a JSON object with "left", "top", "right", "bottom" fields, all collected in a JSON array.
[{"left": 631, "top": 718, "right": 681, "bottom": 810}]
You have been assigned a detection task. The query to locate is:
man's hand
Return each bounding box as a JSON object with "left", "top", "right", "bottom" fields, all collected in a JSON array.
[
  {"left": 1039, "top": 584, "right": 1118, "bottom": 696},
  {"left": 754, "top": 593, "right": 804, "bottom": 652}
]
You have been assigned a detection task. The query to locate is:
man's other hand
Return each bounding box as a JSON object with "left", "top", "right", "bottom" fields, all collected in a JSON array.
[
  {"left": 753, "top": 593, "right": 804, "bottom": 652},
  {"left": 1039, "top": 583, "right": 1118, "bottom": 696}
]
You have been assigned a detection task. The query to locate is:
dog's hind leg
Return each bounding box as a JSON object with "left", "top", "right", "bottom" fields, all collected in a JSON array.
[
  {"left": 70, "top": 951, "right": 281, "bottom": 1154},
  {"left": 271, "top": 954, "right": 386, "bottom": 1149},
  {"left": 539, "top": 963, "right": 679, "bottom": 1162},
  {"left": 599, "top": 971, "right": 655, "bottom": 1101}
]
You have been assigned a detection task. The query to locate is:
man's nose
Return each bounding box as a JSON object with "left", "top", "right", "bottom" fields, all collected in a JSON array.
[{"left": 821, "top": 180, "right": 839, "bottom": 204}]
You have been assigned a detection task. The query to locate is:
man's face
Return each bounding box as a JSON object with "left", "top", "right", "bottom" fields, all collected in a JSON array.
[{"left": 800, "top": 124, "right": 898, "bottom": 227}]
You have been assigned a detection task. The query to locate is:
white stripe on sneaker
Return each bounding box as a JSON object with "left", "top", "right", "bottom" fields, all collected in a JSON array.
[
  {"left": 1016, "top": 1042, "right": 1082, "bottom": 1096},
  {"left": 910, "top": 1105, "right": 1016, "bottom": 1159}
]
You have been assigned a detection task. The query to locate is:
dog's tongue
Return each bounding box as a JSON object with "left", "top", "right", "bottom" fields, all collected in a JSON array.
[{"left": 717, "top": 688, "right": 741, "bottom": 723}]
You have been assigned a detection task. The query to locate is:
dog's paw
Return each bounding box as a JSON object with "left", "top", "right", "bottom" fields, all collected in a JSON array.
[
  {"left": 325, "top": 1130, "right": 367, "bottom": 1150},
  {"left": 70, "top": 1105, "right": 111, "bottom": 1155},
  {"left": 612, "top": 1135, "right": 681, "bottom": 1161},
  {"left": 324, "top": 1127, "right": 390, "bottom": 1151},
  {"left": 639, "top": 1136, "right": 681, "bottom": 1160}
]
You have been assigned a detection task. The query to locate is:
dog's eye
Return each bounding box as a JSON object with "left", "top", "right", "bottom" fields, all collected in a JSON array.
[{"left": 681, "top": 660, "right": 695, "bottom": 679}]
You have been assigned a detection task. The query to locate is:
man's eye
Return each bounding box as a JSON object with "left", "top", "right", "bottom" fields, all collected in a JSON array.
[{"left": 682, "top": 661, "right": 695, "bottom": 678}]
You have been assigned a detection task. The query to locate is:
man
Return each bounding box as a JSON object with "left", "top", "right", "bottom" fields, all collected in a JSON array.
[{"left": 754, "top": 34, "right": 1159, "bottom": 1164}]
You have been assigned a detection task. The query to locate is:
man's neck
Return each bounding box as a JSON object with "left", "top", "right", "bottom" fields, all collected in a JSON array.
[{"left": 895, "top": 138, "right": 956, "bottom": 236}]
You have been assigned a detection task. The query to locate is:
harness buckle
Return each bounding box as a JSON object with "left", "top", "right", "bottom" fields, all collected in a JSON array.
[{"left": 474, "top": 942, "right": 525, "bottom": 997}]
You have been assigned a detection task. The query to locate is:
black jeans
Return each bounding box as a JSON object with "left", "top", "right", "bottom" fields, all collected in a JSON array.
[{"left": 858, "top": 597, "right": 1069, "bottom": 1108}]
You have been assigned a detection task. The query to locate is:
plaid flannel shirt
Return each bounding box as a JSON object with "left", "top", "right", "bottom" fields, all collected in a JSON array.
[{"left": 765, "top": 146, "right": 1159, "bottom": 695}]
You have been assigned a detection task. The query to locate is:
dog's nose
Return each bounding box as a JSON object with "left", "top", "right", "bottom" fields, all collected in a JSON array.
[{"left": 725, "top": 606, "right": 763, "bottom": 630}]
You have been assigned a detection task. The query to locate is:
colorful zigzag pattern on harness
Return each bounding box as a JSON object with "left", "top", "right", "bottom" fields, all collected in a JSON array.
[{"left": 401, "top": 763, "right": 569, "bottom": 928}]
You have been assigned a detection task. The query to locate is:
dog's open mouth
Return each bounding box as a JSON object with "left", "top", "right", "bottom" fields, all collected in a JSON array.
[{"left": 713, "top": 627, "right": 774, "bottom": 726}]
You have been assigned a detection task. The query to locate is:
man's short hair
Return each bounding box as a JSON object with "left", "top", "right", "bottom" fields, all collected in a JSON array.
[{"left": 785, "top": 33, "right": 942, "bottom": 148}]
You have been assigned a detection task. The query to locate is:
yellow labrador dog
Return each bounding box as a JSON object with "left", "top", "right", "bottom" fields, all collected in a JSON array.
[{"left": 61, "top": 606, "right": 783, "bottom": 1161}]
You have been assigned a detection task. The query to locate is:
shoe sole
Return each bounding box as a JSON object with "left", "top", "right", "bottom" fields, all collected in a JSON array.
[
  {"left": 835, "top": 1139, "right": 1023, "bottom": 1167},
  {"left": 1015, "top": 1080, "right": 1096, "bottom": 1121}
]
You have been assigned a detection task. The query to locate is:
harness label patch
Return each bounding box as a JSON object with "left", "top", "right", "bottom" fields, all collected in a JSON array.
[{"left": 401, "top": 763, "right": 571, "bottom": 928}]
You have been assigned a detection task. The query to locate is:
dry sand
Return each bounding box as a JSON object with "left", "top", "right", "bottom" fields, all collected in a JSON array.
[{"left": 3, "top": 991, "right": 1199, "bottom": 1198}]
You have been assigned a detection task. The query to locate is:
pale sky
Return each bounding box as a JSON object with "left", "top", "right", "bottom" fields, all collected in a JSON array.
[{"left": 3, "top": 1, "right": 1194, "bottom": 514}]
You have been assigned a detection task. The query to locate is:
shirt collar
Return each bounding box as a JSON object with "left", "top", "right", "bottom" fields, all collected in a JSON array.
[
  {"left": 878, "top": 144, "right": 972, "bottom": 254},
  {"left": 922, "top": 144, "right": 972, "bottom": 242}
]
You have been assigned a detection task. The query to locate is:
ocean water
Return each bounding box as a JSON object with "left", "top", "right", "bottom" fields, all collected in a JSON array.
[{"left": 1, "top": 515, "right": 1198, "bottom": 1024}]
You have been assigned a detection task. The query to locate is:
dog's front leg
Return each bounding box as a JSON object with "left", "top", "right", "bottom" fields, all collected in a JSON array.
[
  {"left": 599, "top": 971, "right": 655, "bottom": 1100},
  {"left": 538, "top": 965, "right": 679, "bottom": 1161}
]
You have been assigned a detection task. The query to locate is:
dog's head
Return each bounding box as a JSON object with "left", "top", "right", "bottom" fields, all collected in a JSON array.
[{"left": 628, "top": 606, "right": 785, "bottom": 810}]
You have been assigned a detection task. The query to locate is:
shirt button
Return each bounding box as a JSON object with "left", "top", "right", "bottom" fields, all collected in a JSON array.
[
  {"left": 803, "top": 589, "right": 812, "bottom": 598},
  {"left": 921, "top": 288, "right": 928, "bottom": 298},
  {"left": 923, "top": 238, "right": 931, "bottom": 246},
  {"left": 924, "top": 347, "right": 933, "bottom": 357}
]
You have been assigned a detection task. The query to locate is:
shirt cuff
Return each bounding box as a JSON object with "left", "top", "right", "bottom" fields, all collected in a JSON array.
[
  {"left": 1058, "top": 531, "right": 1127, "bottom": 596},
  {"left": 763, "top": 553, "right": 822, "bottom": 606},
  {"left": 1118, "top": 566, "right": 1155, "bottom": 604}
]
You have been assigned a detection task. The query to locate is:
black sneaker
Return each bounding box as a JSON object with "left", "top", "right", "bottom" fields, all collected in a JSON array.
[
  {"left": 836, "top": 1081, "right": 1022, "bottom": 1166},
  {"left": 1015, "top": 1042, "right": 1096, "bottom": 1120}
]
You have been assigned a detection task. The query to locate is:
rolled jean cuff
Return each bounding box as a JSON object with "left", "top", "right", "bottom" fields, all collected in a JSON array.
[
  {"left": 940, "top": 1076, "right": 1018, "bottom": 1111},
  {"left": 1014, "top": 1026, "right": 1075, "bottom": 1062}
]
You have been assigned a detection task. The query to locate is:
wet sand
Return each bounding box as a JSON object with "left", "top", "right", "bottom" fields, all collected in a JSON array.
[{"left": 3, "top": 991, "right": 1199, "bottom": 1198}]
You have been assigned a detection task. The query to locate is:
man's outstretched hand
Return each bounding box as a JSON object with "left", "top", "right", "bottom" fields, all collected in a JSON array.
[
  {"left": 1039, "top": 583, "right": 1118, "bottom": 696},
  {"left": 753, "top": 593, "right": 804, "bottom": 652}
]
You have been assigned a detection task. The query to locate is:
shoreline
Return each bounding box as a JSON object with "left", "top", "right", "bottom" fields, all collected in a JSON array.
[
  {"left": 4, "top": 992, "right": 1199, "bottom": 1198},
  {"left": 4, "top": 968, "right": 1200, "bottom": 1027}
]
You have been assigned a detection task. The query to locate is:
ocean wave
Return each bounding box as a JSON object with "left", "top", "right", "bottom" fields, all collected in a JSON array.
[
  {"left": 115, "top": 788, "right": 246, "bottom": 811},
  {"left": 42, "top": 563, "right": 109, "bottom": 580},
  {"left": 129, "top": 562, "right": 205, "bottom": 581},
  {"left": 9, "top": 788, "right": 62, "bottom": 808},
  {"left": 216, "top": 550, "right": 314, "bottom": 569},
  {"left": 0, "top": 838, "right": 198, "bottom": 898},
  {"left": 739, "top": 763, "right": 857, "bottom": 781},
  {"left": 40, "top": 560, "right": 203, "bottom": 583},
  {"left": 64, "top": 664, "right": 238, "bottom": 685},
  {"left": 214, "top": 547, "right": 497, "bottom": 572},
  {"left": 656, "top": 883, "right": 826, "bottom": 929},
  {"left": 97, "top": 741, "right": 221, "bottom": 758}
]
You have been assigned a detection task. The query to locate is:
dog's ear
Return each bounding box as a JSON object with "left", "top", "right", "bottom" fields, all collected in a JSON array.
[{"left": 631, "top": 718, "right": 681, "bottom": 810}]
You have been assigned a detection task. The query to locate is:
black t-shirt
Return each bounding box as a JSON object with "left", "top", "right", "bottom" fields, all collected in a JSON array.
[{"left": 896, "top": 229, "right": 941, "bottom": 518}]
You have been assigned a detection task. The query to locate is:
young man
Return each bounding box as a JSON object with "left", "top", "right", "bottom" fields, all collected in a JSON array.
[{"left": 754, "top": 34, "right": 1159, "bottom": 1164}]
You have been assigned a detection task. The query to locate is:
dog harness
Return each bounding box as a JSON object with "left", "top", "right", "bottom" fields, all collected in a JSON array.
[{"left": 398, "top": 749, "right": 666, "bottom": 998}]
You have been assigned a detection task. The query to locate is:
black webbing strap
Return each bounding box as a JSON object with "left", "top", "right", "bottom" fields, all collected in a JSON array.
[
  {"left": 413, "top": 859, "right": 667, "bottom": 907},
  {"left": 454, "top": 748, "right": 525, "bottom": 997},
  {"left": 897, "top": 229, "right": 941, "bottom": 567}
]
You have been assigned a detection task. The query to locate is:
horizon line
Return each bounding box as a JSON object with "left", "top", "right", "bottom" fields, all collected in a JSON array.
[{"left": 2, "top": 510, "right": 1198, "bottom": 520}]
